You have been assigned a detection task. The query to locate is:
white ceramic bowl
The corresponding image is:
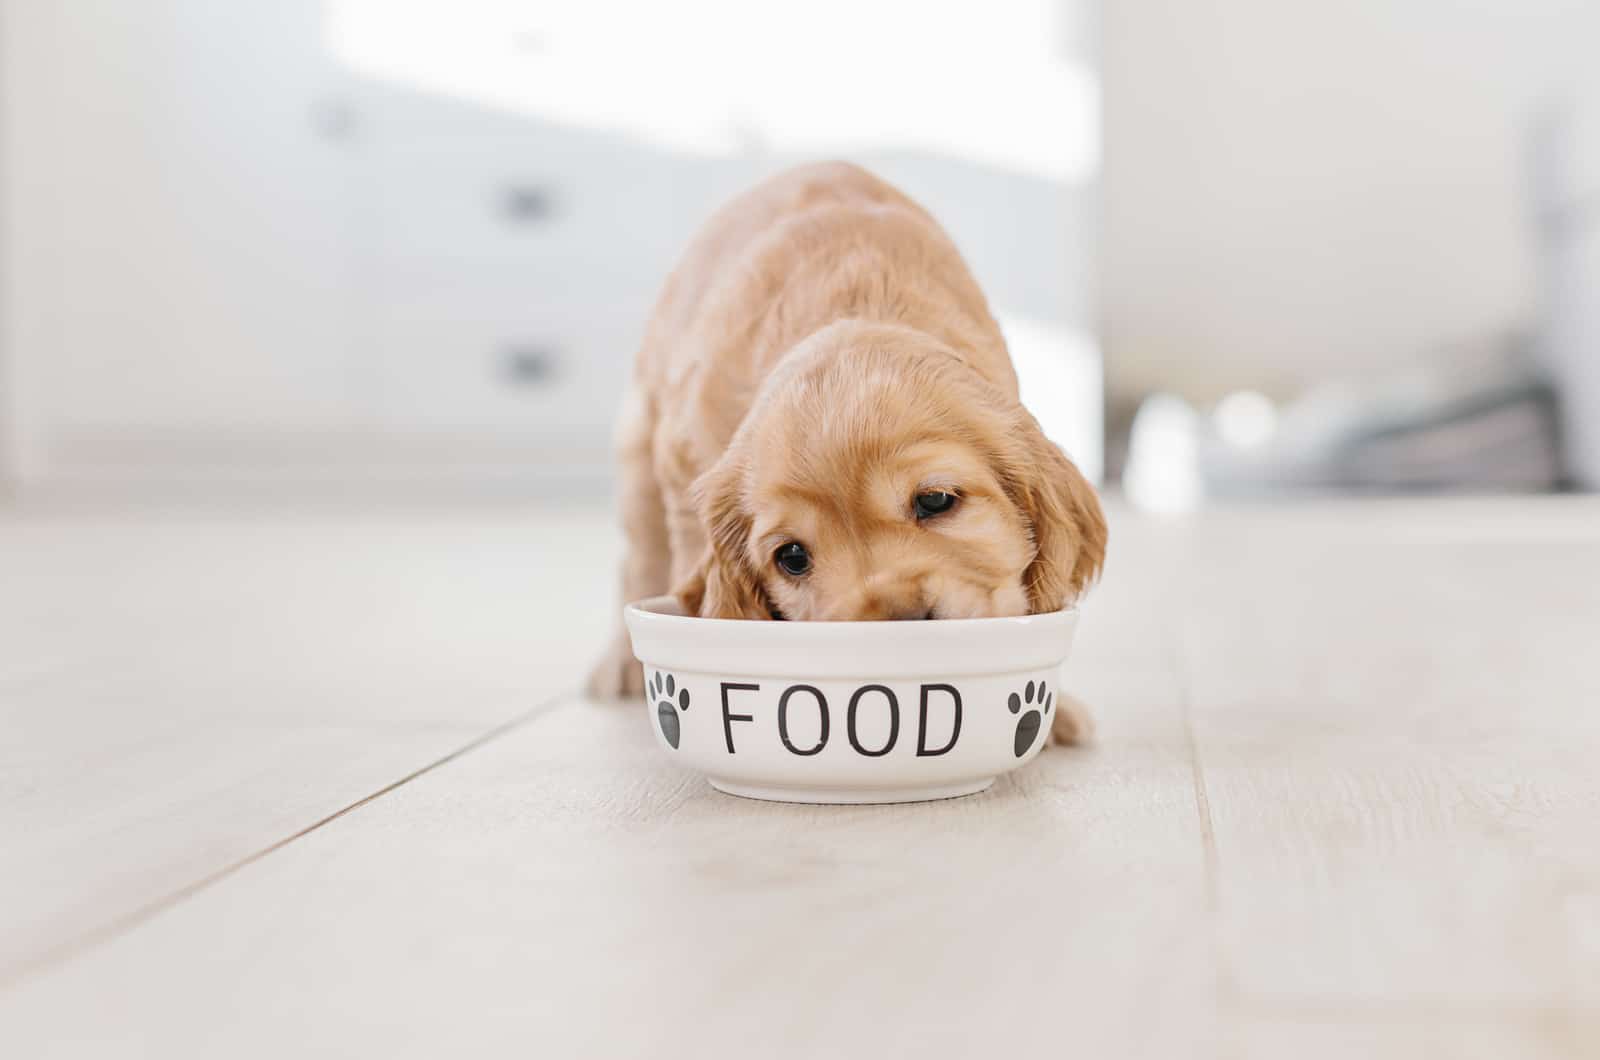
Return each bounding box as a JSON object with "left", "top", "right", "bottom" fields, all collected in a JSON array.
[{"left": 623, "top": 596, "right": 1080, "bottom": 804}]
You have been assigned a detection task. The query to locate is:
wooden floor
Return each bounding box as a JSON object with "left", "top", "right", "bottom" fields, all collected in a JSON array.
[{"left": 2, "top": 497, "right": 1597, "bottom": 1058}]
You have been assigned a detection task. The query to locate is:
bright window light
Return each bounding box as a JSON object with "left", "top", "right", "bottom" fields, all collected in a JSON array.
[
  {"left": 1213, "top": 390, "right": 1279, "bottom": 449},
  {"left": 999, "top": 314, "right": 1104, "bottom": 484},
  {"left": 325, "top": 0, "right": 1099, "bottom": 182}
]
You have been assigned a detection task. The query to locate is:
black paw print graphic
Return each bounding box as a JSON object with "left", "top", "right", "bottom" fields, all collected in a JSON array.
[
  {"left": 650, "top": 671, "right": 690, "bottom": 749},
  {"left": 1007, "top": 679, "right": 1054, "bottom": 757}
]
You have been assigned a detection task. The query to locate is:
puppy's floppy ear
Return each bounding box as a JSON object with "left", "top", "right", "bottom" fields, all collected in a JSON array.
[
  {"left": 1000, "top": 408, "right": 1108, "bottom": 612},
  {"left": 673, "top": 454, "right": 772, "bottom": 620}
]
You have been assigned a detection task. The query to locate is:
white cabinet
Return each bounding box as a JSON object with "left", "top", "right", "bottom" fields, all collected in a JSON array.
[
  {"left": 343, "top": 89, "right": 695, "bottom": 446},
  {"left": 3, "top": 1, "right": 1101, "bottom": 492}
]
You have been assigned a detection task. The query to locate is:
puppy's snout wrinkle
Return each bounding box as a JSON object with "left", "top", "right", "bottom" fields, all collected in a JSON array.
[
  {"left": 830, "top": 572, "right": 930, "bottom": 621},
  {"left": 887, "top": 605, "right": 935, "bottom": 622},
  {"left": 848, "top": 598, "right": 928, "bottom": 621}
]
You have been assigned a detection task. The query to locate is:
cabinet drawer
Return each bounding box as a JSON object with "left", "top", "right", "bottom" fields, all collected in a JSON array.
[
  {"left": 364, "top": 286, "right": 646, "bottom": 437},
  {"left": 357, "top": 126, "right": 700, "bottom": 297}
]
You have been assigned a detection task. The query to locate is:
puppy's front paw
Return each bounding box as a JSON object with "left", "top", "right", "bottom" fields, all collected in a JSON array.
[
  {"left": 585, "top": 640, "right": 645, "bottom": 701},
  {"left": 1048, "top": 691, "right": 1096, "bottom": 746}
]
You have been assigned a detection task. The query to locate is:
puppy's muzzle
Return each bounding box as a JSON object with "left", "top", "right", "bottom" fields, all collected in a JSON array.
[{"left": 827, "top": 577, "right": 933, "bottom": 621}]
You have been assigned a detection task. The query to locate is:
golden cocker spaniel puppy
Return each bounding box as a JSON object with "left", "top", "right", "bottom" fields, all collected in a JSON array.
[{"left": 591, "top": 162, "right": 1106, "bottom": 741}]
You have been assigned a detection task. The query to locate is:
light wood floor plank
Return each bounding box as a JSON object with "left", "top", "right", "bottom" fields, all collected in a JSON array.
[
  {"left": 1177, "top": 501, "right": 1600, "bottom": 1048},
  {"left": 0, "top": 505, "right": 616, "bottom": 979},
  {"left": 1239, "top": 1007, "right": 1599, "bottom": 1060}
]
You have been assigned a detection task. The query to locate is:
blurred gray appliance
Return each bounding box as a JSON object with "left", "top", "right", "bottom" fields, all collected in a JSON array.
[
  {"left": 1200, "top": 340, "right": 1563, "bottom": 496},
  {"left": 1190, "top": 92, "right": 1600, "bottom": 498}
]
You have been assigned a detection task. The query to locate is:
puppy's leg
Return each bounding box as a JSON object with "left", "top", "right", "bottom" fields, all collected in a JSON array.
[
  {"left": 587, "top": 388, "right": 669, "bottom": 700},
  {"left": 1048, "top": 691, "right": 1096, "bottom": 746}
]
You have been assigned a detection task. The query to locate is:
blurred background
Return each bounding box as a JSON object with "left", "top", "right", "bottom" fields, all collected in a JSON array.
[{"left": 0, "top": 0, "right": 1596, "bottom": 510}]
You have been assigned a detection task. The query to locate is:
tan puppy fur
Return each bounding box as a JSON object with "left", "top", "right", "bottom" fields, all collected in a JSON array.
[{"left": 589, "top": 163, "right": 1106, "bottom": 744}]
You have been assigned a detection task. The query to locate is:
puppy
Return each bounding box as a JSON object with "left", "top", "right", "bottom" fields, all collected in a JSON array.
[{"left": 589, "top": 162, "right": 1106, "bottom": 743}]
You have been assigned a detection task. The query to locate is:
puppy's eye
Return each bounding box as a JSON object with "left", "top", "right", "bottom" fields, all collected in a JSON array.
[
  {"left": 774, "top": 542, "right": 811, "bottom": 577},
  {"left": 913, "top": 491, "right": 958, "bottom": 520}
]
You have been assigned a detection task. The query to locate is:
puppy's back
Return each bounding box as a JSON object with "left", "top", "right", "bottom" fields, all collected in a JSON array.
[
  {"left": 643, "top": 163, "right": 922, "bottom": 353},
  {"left": 642, "top": 164, "right": 1003, "bottom": 387}
]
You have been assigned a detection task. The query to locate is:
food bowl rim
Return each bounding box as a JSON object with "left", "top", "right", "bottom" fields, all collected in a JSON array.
[{"left": 624, "top": 595, "right": 1080, "bottom": 679}]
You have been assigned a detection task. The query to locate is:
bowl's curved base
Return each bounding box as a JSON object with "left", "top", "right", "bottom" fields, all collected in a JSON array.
[{"left": 707, "top": 776, "right": 995, "bottom": 805}]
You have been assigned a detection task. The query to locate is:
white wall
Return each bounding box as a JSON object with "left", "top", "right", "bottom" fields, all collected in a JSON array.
[
  {"left": 1102, "top": 0, "right": 1599, "bottom": 405},
  {"left": 0, "top": 1, "right": 8, "bottom": 490},
  {"left": 0, "top": 0, "right": 39, "bottom": 490}
]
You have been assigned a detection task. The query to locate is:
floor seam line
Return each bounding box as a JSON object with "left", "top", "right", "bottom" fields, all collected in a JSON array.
[
  {"left": 1178, "top": 662, "right": 1221, "bottom": 913},
  {"left": 1172, "top": 629, "right": 1240, "bottom": 1055},
  {"left": 0, "top": 688, "right": 577, "bottom": 991}
]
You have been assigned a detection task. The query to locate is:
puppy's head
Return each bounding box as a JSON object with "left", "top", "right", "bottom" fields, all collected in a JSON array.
[{"left": 676, "top": 326, "right": 1106, "bottom": 621}]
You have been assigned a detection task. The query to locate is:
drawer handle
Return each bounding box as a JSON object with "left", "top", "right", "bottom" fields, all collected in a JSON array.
[
  {"left": 500, "top": 184, "right": 556, "bottom": 224},
  {"left": 499, "top": 345, "right": 561, "bottom": 386}
]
